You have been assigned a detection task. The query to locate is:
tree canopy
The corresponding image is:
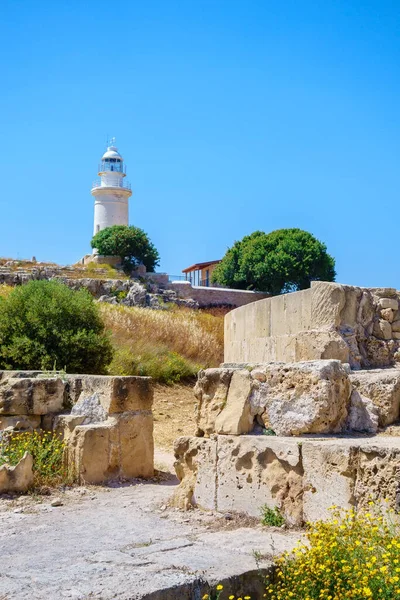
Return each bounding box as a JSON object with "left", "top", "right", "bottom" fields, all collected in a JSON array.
[
  {"left": 90, "top": 225, "right": 160, "bottom": 272},
  {"left": 211, "top": 228, "right": 336, "bottom": 295},
  {"left": 0, "top": 280, "right": 113, "bottom": 373}
]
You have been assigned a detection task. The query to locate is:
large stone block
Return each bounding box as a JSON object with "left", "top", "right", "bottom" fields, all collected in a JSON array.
[
  {"left": 216, "top": 436, "right": 303, "bottom": 526},
  {"left": 67, "top": 413, "right": 154, "bottom": 485},
  {"left": 194, "top": 368, "right": 234, "bottom": 436},
  {"left": 249, "top": 360, "right": 351, "bottom": 436},
  {"left": 0, "top": 377, "right": 66, "bottom": 415},
  {"left": 293, "top": 330, "right": 349, "bottom": 363},
  {"left": 354, "top": 440, "right": 400, "bottom": 510},
  {"left": 118, "top": 413, "right": 154, "bottom": 479},
  {"left": 67, "top": 419, "right": 120, "bottom": 484},
  {"left": 349, "top": 368, "right": 400, "bottom": 427},
  {"left": 310, "top": 281, "right": 346, "bottom": 328},
  {"left": 302, "top": 441, "right": 357, "bottom": 522},
  {"left": 214, "top": 370, "right": 253, "bottom": 435},
  {"left": 172, "top": 436, "right": 217, "bottom": 510},
  {"left": 69, "top": 375, "right": 153, "bottom": 415}
]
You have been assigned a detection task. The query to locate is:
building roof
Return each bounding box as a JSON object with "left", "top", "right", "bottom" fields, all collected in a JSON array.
[{"left": 182, "top": 260, "right": 221, "bottom": 273}]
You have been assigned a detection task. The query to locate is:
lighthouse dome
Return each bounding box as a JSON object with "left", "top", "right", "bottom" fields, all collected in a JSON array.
[{"left": 102, "top": 145, "right": 123, "bottom": 161}]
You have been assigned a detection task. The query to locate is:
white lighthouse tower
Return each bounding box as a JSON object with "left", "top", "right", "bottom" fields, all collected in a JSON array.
[{"left": 91, "top": 139, "right": 132, "bottom": 242}]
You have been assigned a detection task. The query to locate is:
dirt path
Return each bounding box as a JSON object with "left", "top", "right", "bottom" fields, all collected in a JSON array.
[{"left": 152, "top": 384, "right": 197, "bottom": 452}]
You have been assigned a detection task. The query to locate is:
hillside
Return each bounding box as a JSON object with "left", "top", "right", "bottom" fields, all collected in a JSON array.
[{"left": 100, "top": 302, "right": 224, "bottom": 383}]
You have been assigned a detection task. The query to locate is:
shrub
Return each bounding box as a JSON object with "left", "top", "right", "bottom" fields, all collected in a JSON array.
[
  {"left": 261, "top": 505, "right": 285, "bottom": 527},
  {"left": 0, "top": 280, "right": 113, "bottom": 373},
  {"left": 0, "top": 430, "right": 67, "bottom": 487},
  {"left": 266, "top": 504, "right": 400, "bottom": 600}
]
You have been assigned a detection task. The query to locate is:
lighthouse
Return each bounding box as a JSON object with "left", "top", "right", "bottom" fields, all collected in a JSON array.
[{"left": 91, "top": 139, "right": 132, "bottom": 241}]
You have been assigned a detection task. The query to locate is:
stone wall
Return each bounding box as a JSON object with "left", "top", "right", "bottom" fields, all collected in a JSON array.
[
  {"left": 172, "top": 360, "right": 400, "bottom": 522},
  {"left": 0, "top": 371, "right": 154, "bottom": 487},
  {"left": 0, "top": 266, "right": 264, "bottom": 309},
  {"left": 194, "top": 361, "right": 400, "bottom": 437},
  {"left": 169, "top": 281, "right": 269, "bottom": 308},
  {"left": 173, "top": 435, "right": 400, "bottom": 525},
  {"left": 225, "top": 281, "right": 400, "bottom": 369}
]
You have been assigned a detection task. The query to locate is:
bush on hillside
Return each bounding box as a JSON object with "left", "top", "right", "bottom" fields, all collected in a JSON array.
[
  {"left": 90, "top": 225, "right": 160, "bottom": 272},
  {"left": 0, "top": 280, "right": 113, "bottom": 373},
  {"left": 212, "top": 228, "right": 336, "bottom": 295}
]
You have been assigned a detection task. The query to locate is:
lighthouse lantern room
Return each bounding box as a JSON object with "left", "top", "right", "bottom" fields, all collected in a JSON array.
[{"left": 91, "top": 139, "right": 132, "bottom": 243}]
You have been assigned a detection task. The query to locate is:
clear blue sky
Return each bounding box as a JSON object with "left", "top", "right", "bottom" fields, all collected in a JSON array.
[{"left": 1, "top": 0, "right": 399, "bottom": 286}]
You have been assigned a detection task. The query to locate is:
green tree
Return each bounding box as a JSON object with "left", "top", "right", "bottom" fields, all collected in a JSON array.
[
  {"left": 0, "top": 280, "right": 113, "bottom": 373},
  {"left": 90, "top": 225, "right": 160, "bottom": 272},
  {"left": 212, "top": 228, "right": 336, "bottom": 295}
]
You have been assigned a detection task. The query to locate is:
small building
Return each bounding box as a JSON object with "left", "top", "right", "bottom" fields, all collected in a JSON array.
[{"left": 182, "top": 260, "right": 221, "bottom": 287}]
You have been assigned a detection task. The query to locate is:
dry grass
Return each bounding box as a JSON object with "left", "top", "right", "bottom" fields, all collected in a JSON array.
[
  {"left": 101, "top": 303, "right": 224, "bottom": 383},
  {"left": 0, "top": 285, "right": 13, "bottom": 299}
]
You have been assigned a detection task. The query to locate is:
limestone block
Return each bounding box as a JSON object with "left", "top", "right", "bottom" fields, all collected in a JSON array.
[
  {"left": 0, "top": 452, "right": 34, "bottom": 493},
  {"left": 302, "top": 442, "right": 356, "bottom": 522},
  {"left": 71, "top": 392, "right": 108, "bottom": 424},
  {"left": 373, "top": 319, "right": 392, "bottom": 340},
  {"left": 54, "top": 414, "right": 86, "bottom": 443},
  {"left": 346, "top": 390, "right": 379, "bottom": 433},
  {"left": 349, "top": 368, "right": 400, "bottom": 426},
  {"left": 354, "top": 442, "right": 400, "bottom": 510},
  {"left": 71, "top": 376, "right": 153, "bottom": 415},
  {"left": 0, "top": 377, "right": 66, "bottom": 415},
  {"left": 269, "top": 294, "right": 287, "bottom": 336},
  {"left": 216, "top": 436, "right": 303, "bottom": 526},
  {"left": 214, "top": 370, "right": 253, "bottom": 435},
  {"left": 249, "top": 360, "right": 351, "bottom": 436},
  {"left": 310, "top": 281, "right": 346, "bottom": 328},
  {"left": 67, "top": 413, "right": 154, "bottom": 484},
  {"left": 356, "top": 291, "right": 375, "bottom": 328},
  {"left": 378, "top": 297, "right": 399, "bottom": 310},
  {"left": 194, "top": 369, "right": 234, "bottom": 436},
  {"left": 285, "top": 289, "right": 312, "bottom": 334},
  {"left": 0, "top": 415, "right": 41, "bottom": 431},
  {"left": 340, "top": 286, "right": 363, "bottom": 327},
  {"left": 67, "top": 419, "right": 120, "bottom": 484},
  {"left": 381, "top": 308, "right": 395, "bottom": 323},
  {"left": 172, "top": 436, "right": 217, "bottom": 510},
  {"left": 392, "top": 320, "right": 400, "bottom": 333},
  {"left": 118, "top": 413, "right": 154, "bottom": 479},
  {"left": 294, "top": 330, "right": 349, "bottom": 364},
  {"left": 364, "top": 337, "right": 395, "bottom": 368}
]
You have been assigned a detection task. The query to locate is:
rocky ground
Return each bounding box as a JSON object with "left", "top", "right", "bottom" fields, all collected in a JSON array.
[
  {"left": 0, "top": 384, "right": 303, "bottom": 600},
  {"left": 0, "top": 469, "right": 300, "bottom": 600}
]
